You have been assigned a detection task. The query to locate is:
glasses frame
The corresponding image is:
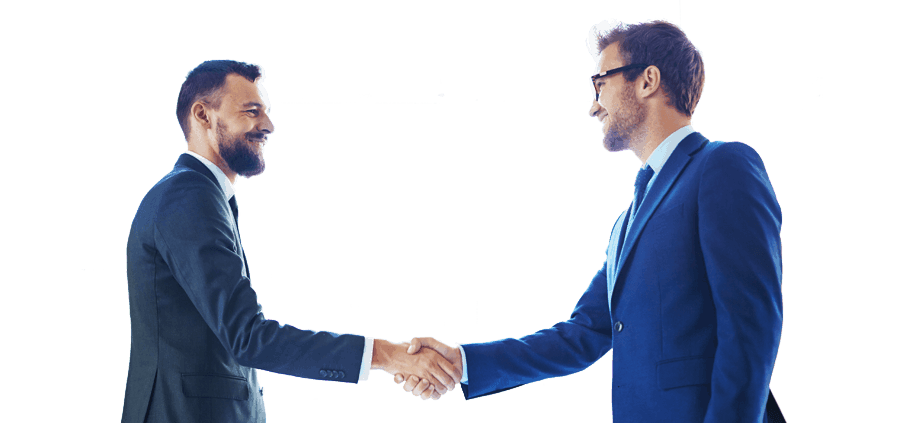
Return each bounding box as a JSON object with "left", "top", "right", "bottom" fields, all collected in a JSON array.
[{"left": 591, "top": 64, "right": 650, "bottom": 101}]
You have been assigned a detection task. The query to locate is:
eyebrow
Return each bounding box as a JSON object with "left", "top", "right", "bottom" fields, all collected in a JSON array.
[{"left": 241, "top": 102, "right": 270, "bottom": 113}]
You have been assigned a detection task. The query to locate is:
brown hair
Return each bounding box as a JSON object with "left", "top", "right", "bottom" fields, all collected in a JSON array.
[
  {"left": 176, "top": 60, "right": 261, "bottom": 139},
  {"left": 597, "top": 21, "right": 704, "bottom": 116}
]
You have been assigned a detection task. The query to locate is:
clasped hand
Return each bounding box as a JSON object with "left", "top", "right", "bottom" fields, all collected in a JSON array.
[
  {"left": 391, "top": 337, "right": 463, "bottom": 400},
  {"left": 372, "top": 338, "right": 462, "bottom": 400}
]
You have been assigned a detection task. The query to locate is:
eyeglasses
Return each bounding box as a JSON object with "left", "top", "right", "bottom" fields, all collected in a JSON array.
[{"left": 591, "top": 64, "right": 649, "bottom": 101}]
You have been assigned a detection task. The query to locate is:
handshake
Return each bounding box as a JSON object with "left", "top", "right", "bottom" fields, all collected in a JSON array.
[{"left": 372, "top": 337, "right": 462, "bottom": 400}]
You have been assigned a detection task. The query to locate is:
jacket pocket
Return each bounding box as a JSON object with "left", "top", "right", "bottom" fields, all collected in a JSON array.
[
  {"left": 181, "top": 373, "right": 250, "bottom": 401},
  {"left": 656, "top": 355, "right": 714, "bottom": 390}
]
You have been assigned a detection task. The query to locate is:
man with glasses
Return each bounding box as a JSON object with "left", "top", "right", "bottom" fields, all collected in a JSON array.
[{"left": 401, "top": 21, "right": 785, "bottom": 422}]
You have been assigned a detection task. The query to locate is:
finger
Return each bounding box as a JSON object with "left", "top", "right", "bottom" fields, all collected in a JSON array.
[
  {"left": 421, "top": 366, "right": 454, "bottom": 394},
  {"left": 425, "top": 359, "right": 454, "bottom": 393},
  {"left": 416, "top": 338, "right": 461, "bottom": 385},
  {"left": 394, "top": 374, "right": 404, "bottom": 384},
  {"left": 418, "top": 337, "right": 452, "bottom": 356},
  {"left": 403, "top": 375, "right": 419, "bottom": 392},
  {"left": 407, "top": 337, "right": 422, "bottom": 354},
  {"left": 420, "top": 385, "right": 435, "bottom": 400},
  {"left": 412, "top": 377, "right": 431, "bottom": 397},
  {"left": 437, "top": 357, "right": 461, "bottom": 387},
  {"left": 430, "top": 389, "right": 441, "bottom": 400},
  {"left": 432, "top": 380, "right": 448, "bottom": 395}
]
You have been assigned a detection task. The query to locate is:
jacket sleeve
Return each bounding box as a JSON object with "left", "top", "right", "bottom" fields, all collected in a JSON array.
[
  {"left": 460, "top": 257, "right": 614, "bottom": 399},
  {"left": 153, "top": 172, "right": 365, "bottom": 382},
  {"left": 698, "top": 142, "right": 782, "bottom": 422}
]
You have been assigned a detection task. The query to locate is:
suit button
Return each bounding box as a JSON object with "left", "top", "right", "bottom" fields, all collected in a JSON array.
[
  {"left": 338, "top": 371, "right": 345, "bottom": 379},
  {"left": 259, "top": 387, "right": 264, "bottom": 396},
  {"left": 614, "top": 321, "right": 624, "bottom": 332},
  {"left": 319, "top": 370, "right": 327, "bottom": 377}
]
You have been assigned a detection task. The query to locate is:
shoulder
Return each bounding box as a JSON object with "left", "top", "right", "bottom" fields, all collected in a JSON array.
[
  {"left": 155, "top": 165, "right": 220, "bottom": 193},
  {"left": 699, "top": 141, "right": 765, "bottom": 168},
  {"left": 145, "top": 166, "right": 228, "bottom": 223},
  {"left": 149, "top": 166, "right": 223, "bottom": 204},
  {"left": 695, "top": 140, "right": 771, "bottom": 182},
  {"left": 696, "top": 140, "right": 778, "bottom": 209}
]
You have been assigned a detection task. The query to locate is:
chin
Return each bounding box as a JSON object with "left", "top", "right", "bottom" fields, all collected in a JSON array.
[{"left": 603, "top": 135, "right": 625, "bottom": 152}]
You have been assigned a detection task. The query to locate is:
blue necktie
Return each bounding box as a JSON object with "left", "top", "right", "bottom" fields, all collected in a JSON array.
[
  {"left": 618, "top": 165, "right": 655, "bottom": 264},
  {"left": 631, "top": 165, "right": 655, "bottom": 219}
]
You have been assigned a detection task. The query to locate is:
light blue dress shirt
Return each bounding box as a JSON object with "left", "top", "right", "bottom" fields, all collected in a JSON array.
[{"left": 623, "top": 125, "right": 695, "bottom": 238}]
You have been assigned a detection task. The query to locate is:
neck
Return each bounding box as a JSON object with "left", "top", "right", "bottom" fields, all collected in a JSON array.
[
  {"left": 632, "top": 111, "right": 691, "bottom": 164},
  {"left": 187, "top": 138, "right": 237, "bottom": 184}
]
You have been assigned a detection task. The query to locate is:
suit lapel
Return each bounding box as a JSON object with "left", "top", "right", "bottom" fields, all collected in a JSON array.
[
  {"left": 613, "top": 133, "right": 708, "bottom": 285},
  {"left": 176, "top": 154, "right": 251, "bottom": 278},
  {"left": 607, "top": 210, "right": 629, "bottom": 305}
]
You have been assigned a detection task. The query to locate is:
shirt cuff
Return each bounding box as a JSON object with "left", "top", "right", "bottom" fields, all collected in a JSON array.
[
  {"left": 358, "top": 337, "right": 373, "bottom": 382},
  {"left": 459, "top": 345, "right": 469, "bottom": 384}
]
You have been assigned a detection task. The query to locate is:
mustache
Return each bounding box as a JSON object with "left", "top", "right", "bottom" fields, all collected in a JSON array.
[{"left": 246, "top": 132, "right": 267, "bottom": 142}]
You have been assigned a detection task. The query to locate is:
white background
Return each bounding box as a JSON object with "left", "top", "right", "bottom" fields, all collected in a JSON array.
[{"left": 2, "top": 0, "right": 900, "bottom": 421}]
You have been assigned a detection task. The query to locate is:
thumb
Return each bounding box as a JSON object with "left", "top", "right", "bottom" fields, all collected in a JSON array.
[
  {"left": 407, "top": 338, "right": 422, "bottom": 354},
  {"left": 418, "top": 337, "right": 451, "bottom": 356}
]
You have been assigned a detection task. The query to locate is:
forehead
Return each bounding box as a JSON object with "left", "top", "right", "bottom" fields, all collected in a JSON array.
[
  {"left": 221, "top": 74, "right": 269, "bottom": 108},
  {"left": 597, "top": 42, "right": 625, "bottom": 73}
]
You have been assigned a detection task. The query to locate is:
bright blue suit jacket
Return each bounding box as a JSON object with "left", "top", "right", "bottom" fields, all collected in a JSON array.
[{"left": 460, "top": 133, "right": 782, "bottom": 423}]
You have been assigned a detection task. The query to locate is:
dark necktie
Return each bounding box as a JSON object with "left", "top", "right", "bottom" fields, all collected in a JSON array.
[
  {"left": 228, "top": 195, "right": 251, "bottom": 277},
  {"left": 228, "top": 196, "right": 239, "bottom": 224},
  {"left": 631, "top": 165, "right": 655, "bottom": 219}
]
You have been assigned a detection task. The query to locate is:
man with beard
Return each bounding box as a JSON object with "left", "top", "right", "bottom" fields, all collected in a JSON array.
[
  {"left": 401, "top": 21, "right": 786, "bottom": 422},
  {"left": 121, "top": 61, "right": 460, "bottom": 423}
]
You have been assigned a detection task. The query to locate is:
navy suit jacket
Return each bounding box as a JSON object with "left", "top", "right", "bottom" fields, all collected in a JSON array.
[
  {"left": 122, "top": 154, "right": 365, "bottom": 423},
  {"left": 460, "top": 133, "right": 783, "bottom": 422}
]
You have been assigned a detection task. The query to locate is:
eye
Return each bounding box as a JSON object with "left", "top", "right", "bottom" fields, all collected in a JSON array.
[{"left": 246, "top": 109, "right": 260, "bottom": 117}]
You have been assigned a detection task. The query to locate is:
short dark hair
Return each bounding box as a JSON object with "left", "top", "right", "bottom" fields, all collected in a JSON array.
[
  {"left": 596, "top": 21, "right": 704, "bottom": 117},
  {"left": 176, "top": 60, "right": 261, "bottom": 139}
]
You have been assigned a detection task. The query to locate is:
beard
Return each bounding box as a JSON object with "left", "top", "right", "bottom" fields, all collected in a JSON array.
[
  {"left": 217, "top": 121, "right": 266, "bottom": 177},
  {"left": 603, "top": 85, "right": 647, "bottom": 152}
]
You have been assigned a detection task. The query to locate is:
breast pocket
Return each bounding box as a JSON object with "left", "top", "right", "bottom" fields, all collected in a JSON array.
[
  {"left": 651, "top": 202, "right": 685, "bottom": 231},
  {"left": 651, "top": 203, "right": 691, "bottom": 253}
]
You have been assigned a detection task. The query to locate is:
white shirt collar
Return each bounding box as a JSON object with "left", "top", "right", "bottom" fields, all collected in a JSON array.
[
  {"left": 185, "top": 150, "right": 235, "bottom": 200},
  {"left": 643, "top": 124, "right": 695, "bottom": 174}
]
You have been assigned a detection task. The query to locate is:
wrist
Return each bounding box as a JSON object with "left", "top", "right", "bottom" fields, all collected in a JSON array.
[{"left": 371, "top": 339, "right": 395, "bottom": 370}]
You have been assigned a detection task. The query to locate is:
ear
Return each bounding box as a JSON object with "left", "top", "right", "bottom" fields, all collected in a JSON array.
[
  {"left": 636, "top": 65, "right": 662, "bottom": 99},
  {"left": 190, "top": 101, "right": 212, "bottom": 130}
]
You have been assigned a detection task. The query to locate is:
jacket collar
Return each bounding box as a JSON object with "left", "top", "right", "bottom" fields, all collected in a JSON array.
[
  {"left": 175, "top": 153, "right": 224, "bottom": 198},
  {"left": 614, "top": 132, "right": 708, "bottom": 279}
]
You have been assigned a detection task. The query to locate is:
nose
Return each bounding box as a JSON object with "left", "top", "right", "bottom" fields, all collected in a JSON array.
[
  {"left": 259, "top": 113, "right": 275, "bottom": 134},
  {"left": 589, "top": 100, "right": 602, "bottom": 118}
]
